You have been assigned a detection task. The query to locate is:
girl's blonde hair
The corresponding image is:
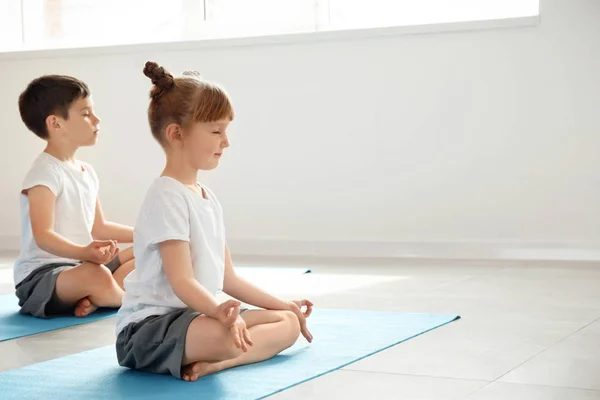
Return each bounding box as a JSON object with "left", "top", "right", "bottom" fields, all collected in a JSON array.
[{"left": 143, "top": 61, "right": 234, "bottom": 145}]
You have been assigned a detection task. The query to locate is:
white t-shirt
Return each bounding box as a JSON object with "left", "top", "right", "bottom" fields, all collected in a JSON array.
[
  {"left": 115, "top": 176, "right": 226, "bottom": 335},
  {"left": 13, "top": 152, "right": 99, "bottom": 285}
]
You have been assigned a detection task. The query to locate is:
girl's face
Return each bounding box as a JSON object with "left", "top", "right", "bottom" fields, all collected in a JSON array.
[{"left": 182, "top": 118, "right": 230, "bottom": 171}]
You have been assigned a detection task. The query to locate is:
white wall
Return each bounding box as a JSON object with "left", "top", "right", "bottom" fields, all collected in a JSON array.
[{"left": 0, "top": 0, "right": 599, "bottom": 261}]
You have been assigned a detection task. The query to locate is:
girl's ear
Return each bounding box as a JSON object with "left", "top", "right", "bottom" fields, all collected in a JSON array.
[{"left": 165, "top": 123, "right": 183, "bottom": 145}]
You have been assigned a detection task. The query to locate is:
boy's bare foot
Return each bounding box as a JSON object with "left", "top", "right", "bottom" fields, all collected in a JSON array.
[{"left": 74, "top": 297, "right": 98, "bottom": 317}]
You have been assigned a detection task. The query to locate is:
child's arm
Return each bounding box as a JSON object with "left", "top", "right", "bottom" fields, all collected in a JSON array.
[
  {"left": 222, "top": 245, "right": 289, "bottom": 311},
  {"left": 159, "top": 239, "right": 238, "bottom": 319},
  {"left": 222, "top": 244, "right": 313, "bottom": 342},
  {"left": 91, "top": 197, "right": 134, "bottom": 243},
  {"left": 160, "top": 239, "right": 255, "bottom": 350},
  {"left": 28, "top": 186, "right": 118, "bottom": 264},
  {"left": 156, "top": 200, "right": 253, "bottom": 352}
]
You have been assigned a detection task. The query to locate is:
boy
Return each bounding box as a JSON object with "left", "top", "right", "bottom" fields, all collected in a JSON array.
[{"left": 14, "top": 74, "right": 134, "bottom": 318}]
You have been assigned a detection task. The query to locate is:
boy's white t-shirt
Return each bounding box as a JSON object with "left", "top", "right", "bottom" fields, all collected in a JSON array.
[
  {"left": 13, "top": 152, "right": 99, "bottom": 285},
  {"left": 115, "top": 176, "right": 226, "bottom": 335}
]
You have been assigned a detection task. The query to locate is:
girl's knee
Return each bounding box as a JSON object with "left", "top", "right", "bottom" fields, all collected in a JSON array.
[
  {"left": 279, "top": 311, "right": 301, "bottom": 341},
  {"left": 211, "top": 328, "right": 244, "bottom": 360},
  {"left": 214, "top": 338, "right": 244, "bottom": 361}
]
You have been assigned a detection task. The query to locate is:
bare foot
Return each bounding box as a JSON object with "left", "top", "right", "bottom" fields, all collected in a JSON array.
[
  {"left": 181, "top": 361, "right": 228, "bottom": 382},
  {"left": 182, "top": 362, "right": 204, "bottom": 382},
  {"left": 74, "top": 297, "right": 98, "bottom": 317}
]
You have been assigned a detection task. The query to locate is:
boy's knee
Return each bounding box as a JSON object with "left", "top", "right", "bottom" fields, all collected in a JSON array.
[{"left": 84, "top": 263, "right": 116, "bottom": 287}]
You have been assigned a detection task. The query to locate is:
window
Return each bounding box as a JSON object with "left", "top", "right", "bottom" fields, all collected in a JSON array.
[
  {"left": 204, "top": 0, "right": 321, "bottom": 39},
  {"left": 0, "top": 1, "right": 23, "bottom": 51},
  {"left": 328, "top": 0, "right": 539, "bottom": 30},
  {"left": 0, "top": 0, "right": 539, "bottom": 53},
  {"left": 20, "top": 0, "right": 190, "bottom": 49}
]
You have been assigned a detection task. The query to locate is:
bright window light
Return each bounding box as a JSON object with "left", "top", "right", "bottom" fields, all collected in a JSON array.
[
  {"left": 328, "top": 0, "right": 539, "bottom": 30},
  {"left": 0, "top": 1, "right": 23, "bottom": 51},
  {"left": 0, "top": 0, "right": 539, "bottom": 52},
  {"left": 204, "top": 0, "right": 319, "bottom": 39}
]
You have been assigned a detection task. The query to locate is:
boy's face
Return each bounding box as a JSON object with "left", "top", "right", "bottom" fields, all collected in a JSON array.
[
  {"left": 183, "top": 118, "right": 230, "bottom": 171},
  {"left": 48, "top": 96, "right": 100, "bottom": 146}
]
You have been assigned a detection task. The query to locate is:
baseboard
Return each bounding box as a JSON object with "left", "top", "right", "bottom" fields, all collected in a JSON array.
[
  {"left": 2, "top": 234, "right": 599, "bottom": 261},
  {"left": 227, "top": 239, "right": 600, "bottom": 262},
  {"left": 0, "top": 236, "right": 131, "bottom": 253}
]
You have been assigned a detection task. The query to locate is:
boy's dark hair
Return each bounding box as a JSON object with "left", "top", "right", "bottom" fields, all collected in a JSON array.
[{"left": 18, "top": 75, "right": 90, "bottom": 139}]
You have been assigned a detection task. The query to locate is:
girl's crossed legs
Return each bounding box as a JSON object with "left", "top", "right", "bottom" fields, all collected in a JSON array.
[{"left": 181, "top": 309, "right": 301, "bottom": 381}]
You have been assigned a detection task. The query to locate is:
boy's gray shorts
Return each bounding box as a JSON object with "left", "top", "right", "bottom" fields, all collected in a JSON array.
[
  {"left": 116, "top": 308, "right": 201, "bottom": 379},
  {"left": 15, "top": 257, "right": 121, "bottom": 318}
]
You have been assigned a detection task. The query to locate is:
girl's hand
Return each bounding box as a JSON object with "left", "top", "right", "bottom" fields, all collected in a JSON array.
[
  {"left": 290, "top": 299, "right": 313, "bottom": 318},
  {"left": 288, "top": 300, "right": 314, "bottom": 343},
  {"left": 215, "top": 299, "right": 253, "bottom": 352},
  {"left": 215, "top": 299, "right": 241, "bottom": 327},
  {"left": 230, "top": 315, "right": 253, "bottom": 352}
]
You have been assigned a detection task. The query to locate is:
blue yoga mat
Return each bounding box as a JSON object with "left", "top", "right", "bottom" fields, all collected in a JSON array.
[
  {"left": 0, "top": 266, "right": 310, "bottom": 342},
  {"left": 0, "top": 309, "right": 459, "bottom": 400},
  {"left": 236, "top": 266, "right": 311, "bottom": 275},
  {"left": 0, "top": 294, "right": 118, "bottom": 342}
]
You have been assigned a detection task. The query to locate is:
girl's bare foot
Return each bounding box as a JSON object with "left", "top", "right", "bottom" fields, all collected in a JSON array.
[
  {"left": 181, "top": 360, "right": 230, "bottom": 382},
  {"left": 74, "top": 297, "right": 98, "bottom": 317},
  {"left": 182, "top": 362, "right": 204, "bottom": 382}
]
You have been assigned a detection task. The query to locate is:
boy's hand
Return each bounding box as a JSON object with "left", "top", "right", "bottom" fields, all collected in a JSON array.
[
  {"left": 82, "top": 240, "right": 118, "bottom": 265},
  {"left": 214, "top": 299, "right": 253, "bottom": 352},
  {"left": 288, "top": 299, "right": 314, "bottom": 343}
]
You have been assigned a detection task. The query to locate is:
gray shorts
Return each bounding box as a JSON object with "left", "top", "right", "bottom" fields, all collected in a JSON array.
[
  {"left": 15, "top": 257, "right": 121, "bottom": 318},
  {"left": 116, "top": 307, "right": 249, "bottom": 379},
  {"left": 116, "top": 308, "right": 201, "bottom": 379}
]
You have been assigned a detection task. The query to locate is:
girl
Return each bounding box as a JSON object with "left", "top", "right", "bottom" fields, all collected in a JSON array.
[{"left": 115, "top": 62, "right": 313, "bottom": 382}]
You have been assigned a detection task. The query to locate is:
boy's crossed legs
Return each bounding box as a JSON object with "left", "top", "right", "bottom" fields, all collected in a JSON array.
[
  {"left": 112, "top": 246, "right": 135, "bottom": 290},
  {"left": 55, "top": 248, "right": 135, "bottom": 317}
]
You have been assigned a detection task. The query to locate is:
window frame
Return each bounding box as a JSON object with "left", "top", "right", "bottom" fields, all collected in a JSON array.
[{"left": 0, "top": 0, "right": 540, "bottom": 60}]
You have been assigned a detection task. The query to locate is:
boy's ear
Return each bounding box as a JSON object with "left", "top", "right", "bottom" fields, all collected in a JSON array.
[{"left": 45, "top": 115, "right": 61, "bottom": 135}]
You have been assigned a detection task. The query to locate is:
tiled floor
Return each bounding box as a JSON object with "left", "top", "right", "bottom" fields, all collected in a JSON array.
[{"left": 1, "top": 252, "right": 600, "bottom": 399}]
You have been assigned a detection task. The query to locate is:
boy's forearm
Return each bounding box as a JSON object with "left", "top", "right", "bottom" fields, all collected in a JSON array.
[
  {"left": 34, "top": 230, "right": 85, "bottom": 261},
  {"left": 224, "top": 275, "right": 289, "bottom": 311},
  {"left": 172, "top": 277, "right": 222, "bottom": 318},
  {"left": 93, "top": 222, "right": 133, "bottom": 243}
]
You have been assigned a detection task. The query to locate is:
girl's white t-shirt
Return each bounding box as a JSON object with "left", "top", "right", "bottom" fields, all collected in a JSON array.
[{"left": 116, "top": 176, "right": 226, "bottom": 334}]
